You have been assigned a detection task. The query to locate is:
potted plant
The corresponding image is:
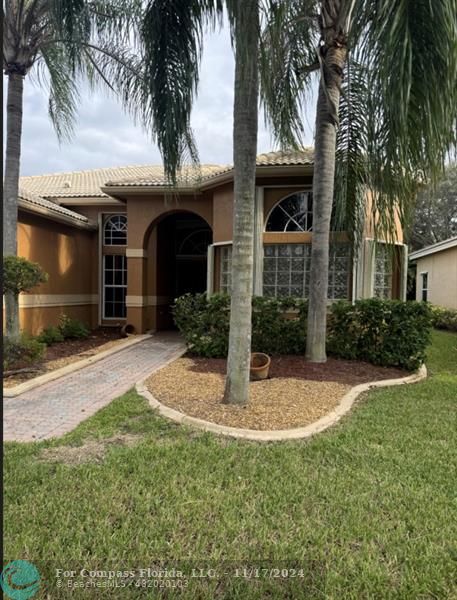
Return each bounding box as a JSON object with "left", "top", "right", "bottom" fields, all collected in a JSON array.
[{"left": 250, "top": 352, "right": 271, "bottom": 380}]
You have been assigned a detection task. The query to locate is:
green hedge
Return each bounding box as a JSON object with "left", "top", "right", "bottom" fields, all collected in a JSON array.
[
  {"left": 173, "top": 294, "right": 307, "bottom": 358},
  {"left": 174, "top": 294, "right": 432, "bottom": 370},
  {"left": 328, "top": 299, "right": 433, "bottom": 370},
  {"left": 430, "top": 305, "right": 457, "bottom": 332}
]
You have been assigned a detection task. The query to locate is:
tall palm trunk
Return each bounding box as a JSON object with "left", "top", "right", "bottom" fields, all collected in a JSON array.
[
  {"left": 306, "top": 1, "right": 348, "bottom": 362},
  {"left": 223, "top": 0, "right": 259, "bottom": 405},
  {"left": 3, "top": 71, "right": 25, "bottom": 340}
]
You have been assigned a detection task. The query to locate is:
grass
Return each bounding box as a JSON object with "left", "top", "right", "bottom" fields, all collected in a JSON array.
[{"left": 4, "top": 330, "right": 457, "bottom": 599}]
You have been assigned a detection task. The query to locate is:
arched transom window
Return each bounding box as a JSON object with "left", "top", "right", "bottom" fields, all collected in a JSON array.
[
  {"left": 177, "top": 229, "right": 212, "bottom": 257},
  {"left": 266, "top": 192, "right": 313, "bottom": 232},
  {"left": 104, "top": 215, "right": 127, "bottom": 245}
]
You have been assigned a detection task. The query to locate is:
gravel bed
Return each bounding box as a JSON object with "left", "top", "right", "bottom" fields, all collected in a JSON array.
[{"left": 146, "top": 356, "right": 408, "bottom": 431}]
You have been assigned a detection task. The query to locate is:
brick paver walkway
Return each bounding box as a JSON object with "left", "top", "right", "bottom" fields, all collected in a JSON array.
[{"left": 4, "top": 333, "right": 185, "bottom": 442}]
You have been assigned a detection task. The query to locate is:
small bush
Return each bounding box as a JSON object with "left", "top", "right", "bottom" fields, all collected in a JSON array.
[
  {"left": 4, "top": 334, "right": 46, "bottom": 370},
  {"left": 173, "top": 293, "right": 230, "bottom": 357},
  {"left": 430, "top": 305, "right": 457, "bottom": 332},
  {"left": 328, "top": 298, "right": 433, "bottom": 370},
  {"left": 251, "top": 296, "right": 308, "bottom": 355},
  {"left": 37, "top": 326, "right": 64, "bottom": 345},
  {"left": 58, "top": 315, "right": 90, "bottom": 340},
  {"left": 173, "top": 293, "right": 308, "bottom": 358},
  {"left": 3, "top": 256, "right": 48, "bottom": 294}
]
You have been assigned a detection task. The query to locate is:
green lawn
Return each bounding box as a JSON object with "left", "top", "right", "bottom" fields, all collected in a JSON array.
[{"left": 4, "top": 330, "right": 457, "bottom": 599}]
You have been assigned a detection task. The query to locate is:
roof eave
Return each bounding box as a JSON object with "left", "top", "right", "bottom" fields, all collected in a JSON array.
[
  {"left": 409, "top": 237, "right": 457, "bottom": 260},
  {"left": 100, "top": 185, "right": 202, "bottom": 200},
  {"left": 18, "top": 200, "right": 97, "bottom": 230}
]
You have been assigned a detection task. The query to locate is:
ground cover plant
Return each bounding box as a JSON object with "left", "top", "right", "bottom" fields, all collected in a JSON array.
[{"left": 3, "top": 330, "right": 456, "bottom": 598}]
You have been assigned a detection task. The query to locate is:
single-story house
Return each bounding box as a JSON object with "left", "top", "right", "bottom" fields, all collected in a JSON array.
[
  {"left": 13, "top": 149, "right": 407, "bottom": 335},
  {"left": 409, "top": 236, "right": 457, "bottom": 309}
]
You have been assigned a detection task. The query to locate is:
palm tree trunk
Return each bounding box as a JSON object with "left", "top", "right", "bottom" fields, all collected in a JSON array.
[
  {"left": 223, "top": 0, "right": 259, "bottom": 405},
  {"left": 306, "top": 27, "right": 347, "bottom": 362},
  {"left": 3, "top": 72, "right": 25, "bottom": 340}
]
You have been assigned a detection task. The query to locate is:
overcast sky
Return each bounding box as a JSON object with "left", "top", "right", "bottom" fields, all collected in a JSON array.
[{"left": 4, "top": 26, "right": 316, "bottom": 177}]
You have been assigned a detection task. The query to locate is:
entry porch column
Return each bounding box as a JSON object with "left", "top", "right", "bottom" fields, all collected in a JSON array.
[{"left": 125, "top": 248, "right": 148, "bottom": 333}]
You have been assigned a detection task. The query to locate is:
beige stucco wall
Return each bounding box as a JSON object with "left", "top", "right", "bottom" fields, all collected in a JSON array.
[
  {"left": 415, "top": 247, "right": 457, "bottom": 309},
  {"left": 9, "top": 210, "right": 98, "bottom": 334}
]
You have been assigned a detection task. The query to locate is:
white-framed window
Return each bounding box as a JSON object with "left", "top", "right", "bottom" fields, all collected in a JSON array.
[
  {"left": 421, "top": 272, "right": 428, "bottom": 302},
  {"left": 104, "top": 214, "right": 127, "bottom": 246},
  {"left": 262, "top": 243, "right": 350, "bottom": 300},
  {"left": 265, "top": 191, "right": 313, "bottom": 232},
  {"left": 220, "top": 245, "right": 232, "bottom": 293},
  {"left": 103, "top": 255, "right": 127, "bottom": 318},
  {"left": 373, "top": 244, "right": 393, "bottom": 299}
]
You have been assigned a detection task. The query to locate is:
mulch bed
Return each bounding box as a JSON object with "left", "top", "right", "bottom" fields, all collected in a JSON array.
[
  {"left": 146, "top": 355, "right": 408, "bottom": 431},
  {"left": 4, "top": 328, "right": 123, "bottom": 388}
]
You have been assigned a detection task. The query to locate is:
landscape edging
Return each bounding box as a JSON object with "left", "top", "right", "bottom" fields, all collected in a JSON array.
[
  {"left": 4, "top": 334, "right": 152, "bottom": 398},
  {"left": 136, "top": 364, "right": 427, "bottom": 442}
]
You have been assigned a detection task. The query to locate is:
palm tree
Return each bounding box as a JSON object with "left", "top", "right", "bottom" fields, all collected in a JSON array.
[
  {"left": 3, "top": 0, "right": 143, "bottom": 339},
  {"left": 261, "top": 0, "right": 457, "bottom": 361},
  {"left": 141, "top": 0, "right": 260, "bottom": 405}
]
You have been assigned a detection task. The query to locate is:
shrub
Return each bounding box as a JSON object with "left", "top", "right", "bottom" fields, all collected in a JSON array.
[
  {"left": 327, "top": 298, "right": 433, "bottom": 370},
  {"left": 173, "top": 293, "right": 230, "bottom": 357},
  {"left": 3, "top": 256, "right": 48, "bottom": 294},
  {"left": 430, "top": 305, "right": 457, "bottom": 332},
  {"left": 251, "top": 296, "right": 308, "bottom": 355},
  {"left": 4, "top": 334, "right": 46, "bottom": 370},
  {"left": 37, "top": 326, "right": 64, "bottom": 345},
  {"left": 58, "top": 314, "right": 90, "bottom": 340},
  {"left": 173, "top": 293, "right": 308, "bottom": 358}
]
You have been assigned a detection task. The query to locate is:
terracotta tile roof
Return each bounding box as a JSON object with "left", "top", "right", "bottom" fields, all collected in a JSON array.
[
  {"left": 105, "top": 164, "right": 229, "bottom": 187},
  {"left": 19, "top": 149, "right": 314, "bottom": 197},
  {"left": 255, "top": 148, "right": 314, "bottom": 166},
  {"left": 106, "top": 149, "right": 314, "bottom": 188},
  {"left": 18, "top": 188, "right": 90, "bottom": 223}
]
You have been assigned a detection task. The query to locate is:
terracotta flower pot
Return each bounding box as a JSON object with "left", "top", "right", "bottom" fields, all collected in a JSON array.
[{"left": 250, "top": 352, "right": 271, "bottom": 381}]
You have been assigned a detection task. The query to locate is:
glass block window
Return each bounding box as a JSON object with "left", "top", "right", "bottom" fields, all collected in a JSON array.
[
  {"left": 328, "top": 244, "right": 351, "bottom": 300},
  {"left": 263, "top": 243, "right": 350, "bottom": 300},
  {"left": 103, "top": 255, "right": 127, "bottom": 318},
  {"left": 104, "top": 215, "right": 127, "bottom": 245},
  {"left": 266, "top": 192, "right": 313, "bottom": 232},
  {"left": 219, "top": 245, "right": 232, "bottom": 293},
  {"left": 373, "top": 244, "right": 393, "bottom": 299}
]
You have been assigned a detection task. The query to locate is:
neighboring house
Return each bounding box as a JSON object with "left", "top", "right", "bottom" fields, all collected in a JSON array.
[
  {"left": 409, "top": 236, "right": 457, "bottom": 309},
  {"left": 14, "top": 149, "right": 407, "bottom": 335}
]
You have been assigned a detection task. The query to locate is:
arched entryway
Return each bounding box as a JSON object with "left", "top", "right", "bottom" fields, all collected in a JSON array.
[{"left": 154, "top": 212, "right": 212, "bottom": 329}]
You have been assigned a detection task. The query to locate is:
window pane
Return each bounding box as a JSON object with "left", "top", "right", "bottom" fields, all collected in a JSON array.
[
  {"left": 263, "top": 243, "right": 349, "bottom": 300},
  {"left": 103, "top": 253, "right": 127, "bottom": 318},
  {"left": 266, "top": 192, "right": 313, "bottom": 232},
  {"left": 104, "top": 215, "right": 127, "bottom": 245}
]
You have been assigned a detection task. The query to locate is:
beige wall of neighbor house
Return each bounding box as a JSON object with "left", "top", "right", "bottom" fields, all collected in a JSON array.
[{"left": 413, "top": 246, "right": 457, "bottom": 309}]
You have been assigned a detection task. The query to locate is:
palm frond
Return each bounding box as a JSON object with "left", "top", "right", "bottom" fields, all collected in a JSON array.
[
  {"left": 38, "top": 44, "right": 81, "bottom": 141},
  {"left": 358, "top": 0, "right": 457, "bottom": 240},
  {"left": 333, "top": 57, "right": 368, "bottom": 247},
  {"left": 140, "top": 0, "right": 223, "bottom": 182},
  {"left": 260, "top": 0, "right": 318, "bottom": 149}
]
